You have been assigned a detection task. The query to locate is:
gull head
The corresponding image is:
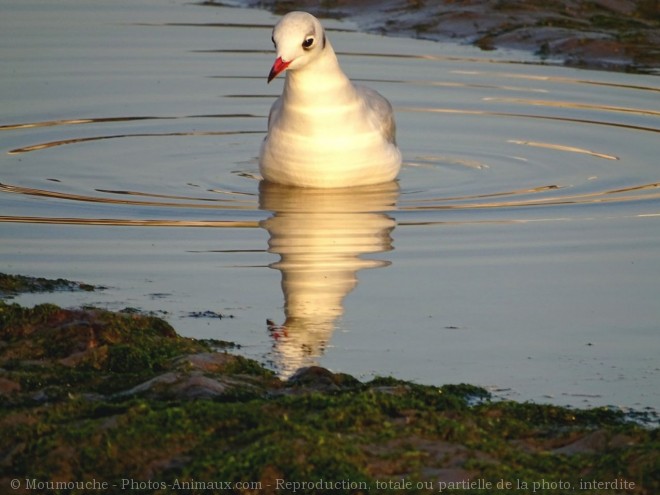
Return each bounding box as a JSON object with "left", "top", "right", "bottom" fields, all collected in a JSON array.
[{"left": 268, "top": 12, "right": 326, "bottom": 83}]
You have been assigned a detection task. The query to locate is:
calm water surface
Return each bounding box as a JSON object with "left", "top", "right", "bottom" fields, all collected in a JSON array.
[{"left": 2, "top": 0, "right": 659, "bottom": 410}]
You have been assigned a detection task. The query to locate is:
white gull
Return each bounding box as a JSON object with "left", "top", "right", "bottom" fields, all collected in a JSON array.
[{"left": 259, "top": 11, "right": 402, "bottom": 188}]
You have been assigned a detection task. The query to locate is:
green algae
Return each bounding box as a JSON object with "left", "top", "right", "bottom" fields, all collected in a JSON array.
[
  {"left": 0, "top": 299, "right": 657, "bottom": 494},
  {"left": 0, "top": 272, "right": 96, "bottom": 298},
  {"left": 232, "top": 0, "right": 660, "bottom": 72},
  {"left": 0, "top": 301, "right": 203, "bottom": 366}
]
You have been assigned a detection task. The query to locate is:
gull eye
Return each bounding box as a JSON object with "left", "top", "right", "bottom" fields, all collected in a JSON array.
[{"left": 302, "top": 37, "right": 314, "bottom": 50}]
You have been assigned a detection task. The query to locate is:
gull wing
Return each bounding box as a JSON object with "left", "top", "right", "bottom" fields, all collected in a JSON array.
[{"left": 355, "top": 84, "right": 397, "bottom": 145}]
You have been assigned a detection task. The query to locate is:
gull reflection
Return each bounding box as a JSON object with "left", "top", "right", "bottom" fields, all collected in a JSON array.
[{"left": 259, "top": 180, "right": 399, "bottom": 377}]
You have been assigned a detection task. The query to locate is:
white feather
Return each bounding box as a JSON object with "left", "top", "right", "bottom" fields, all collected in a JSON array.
[{"left": 259, "top": 12, "right": 402, "bottom": 188}]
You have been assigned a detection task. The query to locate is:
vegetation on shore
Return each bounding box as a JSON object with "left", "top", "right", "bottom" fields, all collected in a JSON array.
[
  {"left": 0, "top": 273, "right": 96, "bottom": 298},
  {"left": 229, "top": 0, "right": 660, "bottom": 72},
  {"left": 0, "top": 273, "right": 657, "bottom": 494}
]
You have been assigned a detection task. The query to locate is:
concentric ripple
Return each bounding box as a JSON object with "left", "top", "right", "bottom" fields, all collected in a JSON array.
[
  {"left": 1, "top": 96, "right": 658, "bottom": 225},
  {"left": 2, "top": 0, "right": 659, "bottom": 409}
]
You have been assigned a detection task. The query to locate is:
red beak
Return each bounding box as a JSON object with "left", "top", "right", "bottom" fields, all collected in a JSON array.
[{"left": 268, "top": 57, "right": 291, "bottom": 83}]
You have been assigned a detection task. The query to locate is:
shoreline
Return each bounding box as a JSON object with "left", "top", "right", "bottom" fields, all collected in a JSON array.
[
  {"left": 2, "top": 272, "right": 657, "bottom": 413},
  {"left": 228, "top": 0, "right": 660, "bottom": 73},
  {"left": 1, "top": 273, "right": 658, "bottom": 493}
]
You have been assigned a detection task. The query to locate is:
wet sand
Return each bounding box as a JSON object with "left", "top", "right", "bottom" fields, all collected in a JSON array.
[{"left": 229, "top": 0, "right": 660, "bottom": 72}]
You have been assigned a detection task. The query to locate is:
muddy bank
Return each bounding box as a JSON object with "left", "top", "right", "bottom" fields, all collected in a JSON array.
[
  {"left": 1, "top": 274, "right": 658, "bottom": 494},
  {"left": 228, "top": 0, "right": 660, "bottom": 72}
]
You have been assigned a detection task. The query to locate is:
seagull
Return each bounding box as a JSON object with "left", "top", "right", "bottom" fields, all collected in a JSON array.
[{"left": 259, "top": 11, "right": 402, "bottom": 188}]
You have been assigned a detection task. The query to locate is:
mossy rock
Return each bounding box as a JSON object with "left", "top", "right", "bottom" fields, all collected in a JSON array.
[
  {"left": 0, "top": 272, "right": 96, "bottom": 298},
  {"left": 0, "top": 299, "right": 657, "bottom": 494},
  {"left": 0, "top": 301, "right": 204, "bottom": 368}
]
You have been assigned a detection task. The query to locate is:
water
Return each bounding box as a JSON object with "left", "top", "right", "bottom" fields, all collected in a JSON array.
[{"left": 1, "top": 0, "right": 659, "bottom": 410}]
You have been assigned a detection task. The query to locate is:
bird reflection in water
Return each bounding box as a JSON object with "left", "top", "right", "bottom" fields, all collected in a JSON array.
[{"left": 259, "top": 180, "right": 399, "bottom": 377}]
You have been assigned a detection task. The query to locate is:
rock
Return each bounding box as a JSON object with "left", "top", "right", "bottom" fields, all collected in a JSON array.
[
  {"left": 119, "top": 372, "right": 233, "bottom": 400},
  {"left": 232, "top": 0, "right": 660, "bottom": 72},
  {"left": 172, "top": 352, "right": 241, "bottom": 373},
  {"left": 0, "top": 377, "right": 20, "bottom": 395},
  {"left": 286, "top": 366, "right": 361, "bottom": 391}
]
